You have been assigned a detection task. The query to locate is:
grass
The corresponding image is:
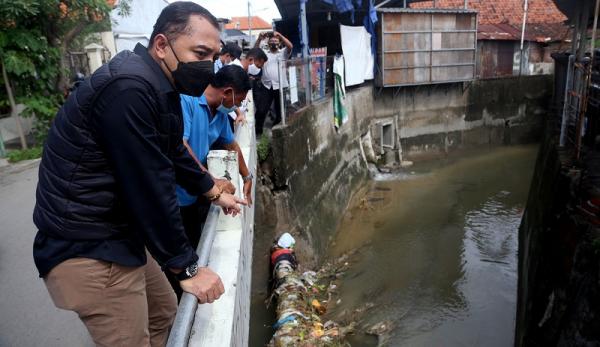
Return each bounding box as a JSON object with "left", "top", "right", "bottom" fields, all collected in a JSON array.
[
  {"left": 6, "top": 146, "right": 43, "bottom": 163},
  {"left": 257, "top": 134, "right": 271, "bottom": 162}
]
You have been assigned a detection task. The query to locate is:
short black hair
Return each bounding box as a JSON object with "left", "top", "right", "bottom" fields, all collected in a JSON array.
[
  {"left": 212, "top": 65, "right": 251, "bottom": 93},
  {"left": 246, "top": 48, "right": 268, "bottom": 62},
  {"left": 221, "top": 42, "right": 242, "bottom": 60},
  {"left": 149, "top": 2, "right": 219, "bottom": 46}
]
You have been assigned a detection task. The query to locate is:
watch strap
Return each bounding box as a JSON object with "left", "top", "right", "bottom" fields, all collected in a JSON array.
[{"left": 175, "top": 262, "right": 198, "bottom": 281}]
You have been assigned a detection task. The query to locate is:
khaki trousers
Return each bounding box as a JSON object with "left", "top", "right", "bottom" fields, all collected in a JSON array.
[{"left": 44, "top": 252, "right": 177, "bottom": 347}]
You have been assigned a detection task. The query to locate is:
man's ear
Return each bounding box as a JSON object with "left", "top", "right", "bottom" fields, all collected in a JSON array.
[
  {"left": 223, "top": 87, "right": 234, "bottom": 97},
  {"left": 153, "top": 34, "right": 169, "bottom": 60}
]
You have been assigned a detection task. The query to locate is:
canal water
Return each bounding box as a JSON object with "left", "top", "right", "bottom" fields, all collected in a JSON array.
[
  {"left": 249, "top": 144, "right": 538, "bottom": 346},
  {"left": 328, "top": 144, "right": 539, "bottom": 346}
]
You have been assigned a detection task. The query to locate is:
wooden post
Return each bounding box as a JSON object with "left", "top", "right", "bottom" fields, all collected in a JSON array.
[{"left": 1, "top": 59, "right": 27, "bottom": 150}]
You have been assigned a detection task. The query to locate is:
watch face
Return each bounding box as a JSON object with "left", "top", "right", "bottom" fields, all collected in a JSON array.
[{"left": 186, "top": 263, "right": 199, "bottom": 277}]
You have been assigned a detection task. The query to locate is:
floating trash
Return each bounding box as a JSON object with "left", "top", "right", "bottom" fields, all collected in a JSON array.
[{"left": 268, "top": 233, "right": 353, "bottom": 347}]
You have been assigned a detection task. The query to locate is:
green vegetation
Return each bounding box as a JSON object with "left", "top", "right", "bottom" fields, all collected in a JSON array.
[
  {"left": 0, "top": 0, "right": 130, "bottom": 148},
  {"left": 7, "top": 146, "right": 42, "bottom": 163},
  {"left": 257, "top": 134, "right": 271, "bottom": 162},
  {"left": 592, "top": 237, "right": 600, "bottom": 255}
]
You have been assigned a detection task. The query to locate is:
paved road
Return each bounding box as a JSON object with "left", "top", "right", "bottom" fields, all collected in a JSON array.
[{"left": 0, "top": 162, "right": 93, "bottom": 346}]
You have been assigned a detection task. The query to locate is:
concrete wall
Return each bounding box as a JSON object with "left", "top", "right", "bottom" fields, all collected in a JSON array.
[
  {"left": 0, "top": 105, "right": 32, "bottom": 144},
  {"left": 516, "top": 126, "right": 600, "bottom": 346},
  {"left": 256, "top": 86, "right": 373, "bottom": 265},
  {"left": 374, "top": 75, "right": 552, "bottom": 160}
]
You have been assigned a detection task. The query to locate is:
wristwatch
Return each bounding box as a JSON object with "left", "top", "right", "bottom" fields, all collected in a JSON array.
[
  {"left": 242, "top": 173, "right": 254, "bottom": 182},
  {"left": 176, "top": 262, "right": 199, "bottom": 281}
]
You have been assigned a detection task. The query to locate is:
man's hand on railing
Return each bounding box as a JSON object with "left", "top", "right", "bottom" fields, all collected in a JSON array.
[
  {"left": 213, "top": 192, "right": 247, "bottom": 217},
  {"left": 243, "top": 180, "right": 253, "bottom": 206},
  {"left": 215, "top": 178, "right": 236, "bottom": 195},
  {"left": 234, "top": 109, "right": 246, "bottom": 125},
  {"left": 179, "top": 267, "right": 225, "bottom": 304}
]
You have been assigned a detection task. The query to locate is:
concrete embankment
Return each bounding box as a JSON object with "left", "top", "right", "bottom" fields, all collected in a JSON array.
[
  {"left": 516, "top": 127, "right": 600, "bottom": 346},
  {"left": 375, "top": 75, "right": 552, "bottom": 160}
]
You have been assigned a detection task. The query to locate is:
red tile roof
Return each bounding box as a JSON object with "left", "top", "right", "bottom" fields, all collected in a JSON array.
[
  {"left": 224, "top": 16, "right": 271, "bottom": 30},
  {"left": 477, "top": 23, "right": 570, "bottom": 42},
  {"left": 411, "top": 0, "right": 567, "bottom": 25},
  {"left": 411, "top": 0, "right": 569, "bottom": 42}
]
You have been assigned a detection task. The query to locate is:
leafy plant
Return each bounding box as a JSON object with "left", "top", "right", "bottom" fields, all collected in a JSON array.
[
  {"left": 257, "top": 134, "right": 271, "bottom": 162},
  {"left": 20, "top": 95, "right": 61, "bottom": 143},
  {"left": 6, "top": 146, "right": 42, "bottom": 163},
  {"left": 0, "top": 0, "right": 131, "bottom": 147}
]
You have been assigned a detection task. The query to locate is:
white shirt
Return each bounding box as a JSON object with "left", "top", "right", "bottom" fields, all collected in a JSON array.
[
  {"left": 230, "top": 58, "right": 243, "bottom": 68},
  {"left": 226, "top": 59, "right": 247, "bottom": 120},
  {"left": 261, "top": 48, "right": 288, "bottom": 90}
]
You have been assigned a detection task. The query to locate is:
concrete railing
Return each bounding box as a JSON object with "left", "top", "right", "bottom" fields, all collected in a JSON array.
[{"left": 167, "top": 96, "right": 257, "bottom": 347}]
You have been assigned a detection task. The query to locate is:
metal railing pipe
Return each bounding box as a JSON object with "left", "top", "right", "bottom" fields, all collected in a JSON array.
[{"left": 166, "top": 204, "right": 221, "bottom": 347}]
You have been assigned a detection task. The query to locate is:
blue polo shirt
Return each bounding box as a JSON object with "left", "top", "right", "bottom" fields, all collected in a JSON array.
[{"left": 176, "top": 94, "right": 235, "bottom": 206}]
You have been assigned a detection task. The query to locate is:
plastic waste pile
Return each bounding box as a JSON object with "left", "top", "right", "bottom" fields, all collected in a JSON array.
[{"left": 268, "top": 233, "right": 352, "bottom": 347}]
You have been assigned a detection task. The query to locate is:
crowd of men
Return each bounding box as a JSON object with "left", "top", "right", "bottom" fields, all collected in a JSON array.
[{"left": 32, "top": 2, "right": 292, "bottom": 345}]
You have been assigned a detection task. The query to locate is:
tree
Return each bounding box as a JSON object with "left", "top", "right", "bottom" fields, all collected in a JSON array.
[{"left": 0, "top": 0, "right": 130, "bottom": 148}]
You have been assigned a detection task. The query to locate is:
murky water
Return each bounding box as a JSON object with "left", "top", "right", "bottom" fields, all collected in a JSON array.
[{"left": 327, "top": 145, "right": 538, "bottom": 346}]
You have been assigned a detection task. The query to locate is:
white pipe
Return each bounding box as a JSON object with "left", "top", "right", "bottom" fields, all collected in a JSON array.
[
  {"left": 375, "top": 0, "right": 393, "bottom": 9},
  {"left": 520, "top": 0, "right": 529, "bottom": 51},
  {"left": 248, "top": 1, "right": 252, "bottom": 45},
  {"left": 519, "top": 0, "right": 529, "bottom": 76}
]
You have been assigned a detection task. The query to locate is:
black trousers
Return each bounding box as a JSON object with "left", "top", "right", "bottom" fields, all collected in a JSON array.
[
  {"left": 253, "top": 82, "right": 281, "bottom": 135},
  {"left": 166, "top": 199, "right": 211, "bottom": 300}
]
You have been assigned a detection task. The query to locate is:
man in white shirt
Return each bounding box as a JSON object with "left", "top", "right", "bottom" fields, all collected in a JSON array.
[
  {"left": 225, "top": 48, "right": 269, "bottom": 129},
  {"left": 253, "top": 31, "right": 293, "bottom": 135}
]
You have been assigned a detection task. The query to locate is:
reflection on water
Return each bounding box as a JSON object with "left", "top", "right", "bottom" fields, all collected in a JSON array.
[{"left": 328, "top": 145, "right": 538, "bottom": 347}]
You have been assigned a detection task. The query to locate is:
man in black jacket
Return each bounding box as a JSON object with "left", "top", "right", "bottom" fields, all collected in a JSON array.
[{"left": 32, "top": 2, "right": 244, "bottom": 346}]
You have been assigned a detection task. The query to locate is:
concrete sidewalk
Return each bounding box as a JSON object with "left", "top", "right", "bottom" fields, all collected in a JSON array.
[{"left": 0, "top": 163, "right": 93, "bottom": 346}]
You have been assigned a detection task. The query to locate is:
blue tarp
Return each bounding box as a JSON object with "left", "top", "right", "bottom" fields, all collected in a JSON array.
[{"left": 320, "top": 0, "right": 356, "bottom": 13}]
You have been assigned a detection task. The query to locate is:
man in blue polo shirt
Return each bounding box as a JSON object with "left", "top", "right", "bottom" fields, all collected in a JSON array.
[{"left": 176, "top": 65, "right": 253, "bottom": 249}]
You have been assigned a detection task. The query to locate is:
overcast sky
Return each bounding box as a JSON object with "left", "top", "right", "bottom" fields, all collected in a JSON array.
[{"left": 179, "top": 0, "right": 282, "bottom": 23}]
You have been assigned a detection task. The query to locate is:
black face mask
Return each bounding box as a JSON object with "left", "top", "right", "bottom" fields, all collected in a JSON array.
[
  {"left": 167, "top": 42, "right": 214, "bottom": 96},
  {"left": 269, "top": 43, "right": 278, "bottom": 50}
]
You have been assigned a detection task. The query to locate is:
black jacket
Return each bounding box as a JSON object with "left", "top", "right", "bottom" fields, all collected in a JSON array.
[{"left": 33, "top": 44, "right": 213, "bottom": 276}]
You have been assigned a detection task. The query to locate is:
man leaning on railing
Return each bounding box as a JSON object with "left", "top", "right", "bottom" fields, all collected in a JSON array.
[
  {"left": 168, "top": 65, "right": 254, "bottom": 299},
  {"left": 32, "top": 2, "right": 245, "bottom": 346}
]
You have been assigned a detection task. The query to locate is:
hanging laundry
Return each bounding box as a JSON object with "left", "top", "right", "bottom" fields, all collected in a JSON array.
[
  {"left": 340, "top": 24, "right": 374, "bottom": 86},
  {"left": 333, "top": 55, "right": 348, "bottom": 129}
]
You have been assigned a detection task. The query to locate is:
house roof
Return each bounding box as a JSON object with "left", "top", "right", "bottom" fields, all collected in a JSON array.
[
  {"left": 224, "top": 16, "right": 271, "bottom": 30},
  {"left": 410, "top": 0, "right": 567, "bottom": 25},
  {"left": 477, "top": 23, "right": 570, "bottom": 42},
  {"left": 410, "top": 0, "right": 569, "bottom": 43},
  {"left": 274, "top": 0, "right": 431, "bottom": 20},
  {"left": 223, "top": 29, "right": 247, "bottom": 37},
  {"left": 377, "top": 7, "right": 476, "bottom": 14}
]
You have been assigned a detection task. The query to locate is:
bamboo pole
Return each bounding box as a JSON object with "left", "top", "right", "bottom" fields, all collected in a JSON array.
[{"left": 1, "top": 59, "right": 27, "bottom": 150}]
